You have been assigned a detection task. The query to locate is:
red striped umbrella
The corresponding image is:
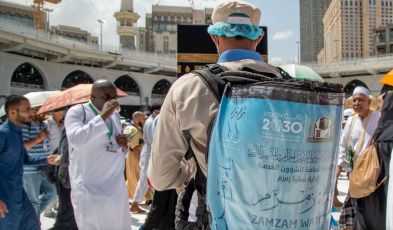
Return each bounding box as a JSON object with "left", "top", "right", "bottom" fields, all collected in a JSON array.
[{"left": 37, "top": 84, "right": 128, "bottom": 114}]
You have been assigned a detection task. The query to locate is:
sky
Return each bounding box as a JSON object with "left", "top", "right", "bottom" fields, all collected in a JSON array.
[{"left": 10, "top": 0, "right": 300, "bottom": 64}]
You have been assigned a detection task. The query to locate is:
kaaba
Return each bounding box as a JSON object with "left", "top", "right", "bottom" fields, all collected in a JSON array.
[{"left": 177, "top": 24, "right": 268, "bottom": 77}]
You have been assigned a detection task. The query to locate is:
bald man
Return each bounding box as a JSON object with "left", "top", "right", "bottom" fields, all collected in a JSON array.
[{"left": 64, "top": 80, "right": 131, "bottom": 230}]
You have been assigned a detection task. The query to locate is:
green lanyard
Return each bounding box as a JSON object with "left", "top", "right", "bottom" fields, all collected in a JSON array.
[{"left": 88, "top": 102, "right": 113, "bottom": 141}]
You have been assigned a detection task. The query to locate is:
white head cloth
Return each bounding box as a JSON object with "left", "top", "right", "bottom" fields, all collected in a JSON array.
[{"left": 353, "top": 86, "right": 370, "bottom": 98}]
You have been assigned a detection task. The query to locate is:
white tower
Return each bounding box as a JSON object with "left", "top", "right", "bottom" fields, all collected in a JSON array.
[{"left": 114, "top": 0, "right": 140, "bottom": 49}]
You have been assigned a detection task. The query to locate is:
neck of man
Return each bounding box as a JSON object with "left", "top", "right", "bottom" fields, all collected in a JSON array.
[
  {"left": 32, "top": 117, "right": 41, "bottom": 125},
  {"left": 217, "top": 37, "right": 256, "bottom": 54},
  {"left": 91, "top": 100, "right": 100, "bottom": 111},
  {"left": 54, "top": 117, "right": 62, "bottom": 127},
  {"left": 9, "top": 118, "right": 24, "bottom": 127},
  {"left": 358, "top": 109, "right": 371, "bottom": 120},
  {"left": 52, "top": 116, "right": 61, "bottom": 126},
  {"left": 135, "top": 121, "right": 141, "bottom": 129}
]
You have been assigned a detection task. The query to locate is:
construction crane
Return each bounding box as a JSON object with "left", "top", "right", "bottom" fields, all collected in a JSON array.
[{"left": 33, "top": 0, "right": 61, "bottom": 30}]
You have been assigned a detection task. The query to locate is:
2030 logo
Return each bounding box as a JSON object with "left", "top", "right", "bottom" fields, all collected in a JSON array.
[{"left": 262, "top": 118, "right": 303, "bottom": 134}]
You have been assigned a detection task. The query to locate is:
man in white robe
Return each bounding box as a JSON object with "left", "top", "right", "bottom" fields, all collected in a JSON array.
[
  {"left": 337, "top": 86, "right": 380, "bottom": 230},
  {"left": 64, "top": 80, "right": 131, "bottom": 230},
  {"left": 130, "top": 112, "right": 157, "bottom": 213},
  {"left": 337, "top": 89, "right": 380, "bottom": 171}
]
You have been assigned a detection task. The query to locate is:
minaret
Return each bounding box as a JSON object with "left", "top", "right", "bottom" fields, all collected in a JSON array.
[{"left": 114, "top": 0, "right": 140, "bottom": 49}]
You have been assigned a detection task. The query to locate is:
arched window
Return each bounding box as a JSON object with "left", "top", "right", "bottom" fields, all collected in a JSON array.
[
  {"left": 61, "top": 71, "right": 93, "bottom": 89},
  {"left": 11, "top": 63, "right": 45, "bottom": 90},
  {"left": 152, "top": 79, "right": 171, "bottom": 98},
  {"left": 381, "top": 84, "right": 393, "bottom": 95},
  {"left": 23, "top": 15, "right": 33, "bottom": 27},
  {"left": 14, "top": 13, "right": 22, "bottom": 23},
  {"left": 71, "top": 36, "right": 79, "bottom": 42},
  {"left": 344, "top": 80, "right": 368, "bottom": 97},
  {"left": 5, "top": 12, "right": 11, "bottom": 20},
  {"left": 114, "top": 75, "right": 140, "bottom": 95},
  {"left": 126, "top": 19, "right": 132, "bottom": 26}
]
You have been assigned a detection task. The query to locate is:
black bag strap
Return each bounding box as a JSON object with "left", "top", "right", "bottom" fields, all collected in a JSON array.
[
  {"left": 182, "top": 129, "right": 210, "bottom": 229},
  {"left": 80, "top": 104, "right": 86, "bottom": 123},
  {"left": 192, "top": 64, "right": 290, "bottom": 101},
  {"left": 183, "top": 130, "right": 207, "bottom": 198},
  {"left": 192, "top": 64, "right": 228, "bottom": 102}
]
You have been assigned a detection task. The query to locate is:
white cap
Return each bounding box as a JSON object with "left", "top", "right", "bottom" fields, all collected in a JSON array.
[
  {"left": 353, "top": 86, "right": 370, "bottom": 98},
  {"left": 344, "top": 108, "right": 354, "bottom": 117}
]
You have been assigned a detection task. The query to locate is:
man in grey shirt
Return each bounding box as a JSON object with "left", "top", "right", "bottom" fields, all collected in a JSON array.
[{"left": 43, "top": 110, "right": 64, "bottom": 217}]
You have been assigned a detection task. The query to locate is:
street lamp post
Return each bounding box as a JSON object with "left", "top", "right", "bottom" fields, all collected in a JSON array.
[
  {"left": 296, "top": 41, "right": 301, "bottom": 64},
  {"left": 97, "top": 19, "right": 105, "bottom": 50}
]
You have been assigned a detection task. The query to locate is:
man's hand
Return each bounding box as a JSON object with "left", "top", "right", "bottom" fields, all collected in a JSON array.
[
  {"left": 47, "top": 155, "right": 61, "bottom": 166},
  {"left": 24, "top": 129, "right": 50, "bottom": 150},
  {"left": 38, "top": 129, "right": 49, "bottom": 141},
  {"left": 336, "top": 165, "right": 342, "bottom": 181},
  {"left": 0, "top": 200, "right": 8, "bottom": 218},
  {"left": 100, "top": 99, "right": 120, "bottom": 121},
  {"left": 116, "top": 135, "right": 128, "bottom": 152}
]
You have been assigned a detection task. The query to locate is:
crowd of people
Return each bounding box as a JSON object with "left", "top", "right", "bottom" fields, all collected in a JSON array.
[{"left": 0, "top": 1, "right": 392, "bottom": 230}]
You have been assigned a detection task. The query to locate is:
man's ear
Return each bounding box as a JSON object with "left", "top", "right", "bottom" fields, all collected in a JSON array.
[
  {"left": 210, "top": 34, "right": 219, "bottom": 47},
  {"left": 8, "top": 109, "right": 16, "bottom": 117},
  {"left": 255, "top": 31, "right": 264, "bottom": 47}
]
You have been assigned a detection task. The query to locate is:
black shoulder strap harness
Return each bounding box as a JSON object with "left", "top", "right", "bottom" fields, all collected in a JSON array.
[
  {"left": 191, "top": 64, "right": 292, "bottom": 102},
  {"left": 193, "top": 64, "right": 228, "bottom": 102},
  {"left": 183, "top": 64, "right": 228, "bottom": 199}
]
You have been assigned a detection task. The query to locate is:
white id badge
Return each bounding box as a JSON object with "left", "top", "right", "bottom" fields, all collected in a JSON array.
[{"left": 106, "top": 142, "right": 117, "bottom": 153}]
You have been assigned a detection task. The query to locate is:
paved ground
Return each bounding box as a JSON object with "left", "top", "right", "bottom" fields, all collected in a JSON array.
[
  {"left": 41, "top": 172, "right": 350, "bottom": 230},
  {"left": 40, "top": 201, "right": 150, "bottom": 230}
]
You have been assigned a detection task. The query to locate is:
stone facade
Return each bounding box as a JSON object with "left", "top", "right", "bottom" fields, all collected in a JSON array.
[
  {"left": 320, "top": 0, "right": 393, "bottom": 63},
  {"left": 299, "top": 0, "right": 332, "bottom": 62},
  {"left": 144, "top": 5, "right": 213, "bottom": 54},
  {"left": 0, "top": 51, "right": 175, "bottom": 111}
]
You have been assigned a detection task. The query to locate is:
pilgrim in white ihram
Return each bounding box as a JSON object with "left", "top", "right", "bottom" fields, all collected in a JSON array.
[{"left": 65, "top": 80, "right": 131, "bottom": 230}]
